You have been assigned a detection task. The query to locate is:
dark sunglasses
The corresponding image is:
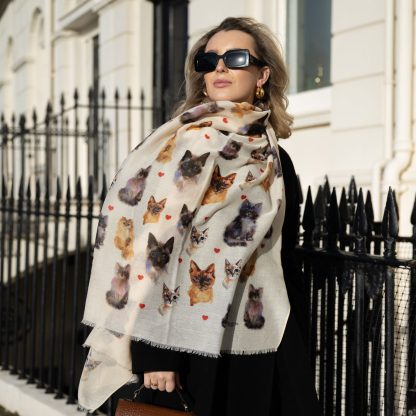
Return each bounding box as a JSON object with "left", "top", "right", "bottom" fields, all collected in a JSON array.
[{"left": 194, "top": 49, "right": 266, "bottom": 72}]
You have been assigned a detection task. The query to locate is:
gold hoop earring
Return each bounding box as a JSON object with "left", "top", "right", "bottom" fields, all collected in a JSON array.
[{"left": 255, "top": 86, "right": 265, "bottom": 100}]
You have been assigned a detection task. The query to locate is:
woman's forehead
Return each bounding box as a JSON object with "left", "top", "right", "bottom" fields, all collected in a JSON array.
[{"left": 205, "top": 30, "right": 255, "bottom": 53}]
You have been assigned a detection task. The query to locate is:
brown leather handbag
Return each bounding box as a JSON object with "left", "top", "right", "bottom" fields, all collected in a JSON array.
[{"left": 115, "top": 383, "right": 194, "bottom": 416}]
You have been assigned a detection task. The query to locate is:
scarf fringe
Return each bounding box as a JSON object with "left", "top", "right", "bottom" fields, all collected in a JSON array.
[{"left": 81, "top": 319, "right": 280, "bottom": 357}]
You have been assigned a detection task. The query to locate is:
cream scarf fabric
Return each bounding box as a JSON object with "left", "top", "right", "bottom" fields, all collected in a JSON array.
[{"left": 78, "top": 101, "right": 290, "bottom": 411}]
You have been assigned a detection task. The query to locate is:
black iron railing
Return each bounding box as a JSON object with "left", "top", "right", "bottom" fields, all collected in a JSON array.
[{"left": 296, "top": 178, "right": 416, "bottom": 416}]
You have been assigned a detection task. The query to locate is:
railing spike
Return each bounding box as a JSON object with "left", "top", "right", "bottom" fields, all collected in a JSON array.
[
  {"left": 302, "top": 186, "right": 315, "bottom": 247},
  {"left": 115, "top": 88, "right": 119, "bottom": 101},
  {"left": 339, "top": 187, "right": 349, "bottom": 225},
  {"left": 26, "top": 180, "right": 31, "bottom": 199},
  {"left": 88, "top": 175, "right": 94, "bottom": 200},
  {"left": 326, "top": 187, "right": 340, "bottom": 250},
  {"left": 60, "top": 92, "right": 65, "bottom": 108},
  {"left": 365, "top": 190, "right": 374, "bottom": 233},
  {"left": 323, "top": 175, "right": 331, "bottom": 204},
  {"left": 2, "top": 175, "right": 7, "bottom": 197},
  {"left": 352, "top": 188, "right": 367, "bottom": 254},
  {"left": 348, "top": 175, "right": 357, "bottom": 204},
  {"left": 56, "top": 177, "right": 62, "bottom": 200},
  {"left": 66, "top": 176, "right": 71, "bottom": 201},
  {"left": 18, "top": 176, "right": 24, "bottom": 198},
  {"left": 35, "top": 178, "right": 41, "bottom": 199},
  {"left": 74, "top": 88, "right": 79, "bottom": 102},
  {"left": 76, "top": 177, "right": 82, "bottom": 199},
  {"left": 382, "top": 187, "right": 399, "bottom": 258},
  {"left": 314, "top": 185, "right": 326, "bottom": 221},
  {"left": 19, "top": 113, "right": 26, "bottom": 129},
  {"left": 100, "top": 173, "right": 108, "bottom": 203}
]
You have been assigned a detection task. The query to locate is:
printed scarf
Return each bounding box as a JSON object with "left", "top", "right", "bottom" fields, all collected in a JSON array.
[{"left": 78, "top": 101, "right": 290, "bottom": 411}]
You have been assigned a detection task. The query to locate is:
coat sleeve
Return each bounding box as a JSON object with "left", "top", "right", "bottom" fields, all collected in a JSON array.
[
  {"left": 130, "top": 339, "right": 188, "bottom": 373},
  {"left": 278, "top": 145, "right": 309, "bottom": 345}
]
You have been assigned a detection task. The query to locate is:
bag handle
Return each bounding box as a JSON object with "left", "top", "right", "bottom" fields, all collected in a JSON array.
[{"left": 132, "top": 383, "right": 191, "bottom": 412}]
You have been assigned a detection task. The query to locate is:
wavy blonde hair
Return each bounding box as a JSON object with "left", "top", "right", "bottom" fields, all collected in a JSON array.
[{"left": 172, "top": 17, "right": 293, "bottom": 138}]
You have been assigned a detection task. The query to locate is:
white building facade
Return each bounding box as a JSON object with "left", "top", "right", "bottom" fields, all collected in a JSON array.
[{"left": 0, "top": 0, "right": 415, "bottom": 235}]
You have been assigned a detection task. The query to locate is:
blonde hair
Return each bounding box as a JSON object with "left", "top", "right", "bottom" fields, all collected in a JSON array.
[{"left": 172, "top": 17, "right": 293, "bottom": 139}]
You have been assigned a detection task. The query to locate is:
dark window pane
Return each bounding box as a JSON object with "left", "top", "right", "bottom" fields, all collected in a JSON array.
[
  {"left": 150, "top": 0, "right": 188, "bottom": 126},
  {"left": 287, "top": 0, "right": 332, "bottom": 93}
]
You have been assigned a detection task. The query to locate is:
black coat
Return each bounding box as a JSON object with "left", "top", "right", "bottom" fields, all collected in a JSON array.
[{"left": 112, "top": 146, "right": 323, "bottom": 416}]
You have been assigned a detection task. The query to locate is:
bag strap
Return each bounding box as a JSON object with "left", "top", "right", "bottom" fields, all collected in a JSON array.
[{"left": 132, "top": 383, "right": 191, "bottom": 412}]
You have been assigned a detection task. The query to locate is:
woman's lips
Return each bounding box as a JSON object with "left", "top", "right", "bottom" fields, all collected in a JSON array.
[{"left": 213, "top": 80, "right": 231, "bottom": 88}]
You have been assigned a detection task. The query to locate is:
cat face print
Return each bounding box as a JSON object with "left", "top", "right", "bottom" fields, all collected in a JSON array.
[
  {"left": 237, "top": 114, "right": 268, "bottom": 137},
  {"left": 219, "top": 139, "right": 242, "bottom": 160},
  {"left": 177, "top": 204, "right": 197, "bottom": 234},
  {"left": 188, "top": 260, "right": 216, "bottom": 306},
  {"left": 114, "top": 216, "right": 134, "bottom": 260},
  {"left": 118, "top": 165, "right": 151, "bottom": 206},
  {"left": 158, "top": 283, "right": 180, "bottom": 315},
  {"left": 186, "top": 226, "right": 209, "bottom": 255},
  {"left": 185, "top": 121, "right": 213, "bottom": 131},
  {"left": 250, "top": 145, "right": 271, "bottom": 162},
  {"left": 223, "top": 199, "right": 263, "bottom": 247},
  {"left": 231, "top": 102, "right": 255, "bottom": 118},
  {"left": 243, "top": 283, "right": 265, "bottom": 329},
  {"left": 174, "top": 150, "right": 210, "bottom": 190},
  {"left": 156, "top": 134, "right": 176, "bottom": 163},
  {"left": 202, "top": 165, "right": 236, "bottom": 205},
  {"left": 222, "top": 258, "right": 243, "bottom": 289},
  {"left": 143, "top": 196, "right": 167, "bottom": 224},
  {"left": 105, "top": 263, "right": 131, "bottom": 309},
  {"left": 179, "top": 102, "right": 224, "bottom": 124},
  {"left": 146, "top": 233, "right": 174, "bottom": 282}
]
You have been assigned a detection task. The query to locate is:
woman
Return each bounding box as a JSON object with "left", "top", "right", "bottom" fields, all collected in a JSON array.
[{"left": 78, "top": 17, "right": 322, "bottom": 416}]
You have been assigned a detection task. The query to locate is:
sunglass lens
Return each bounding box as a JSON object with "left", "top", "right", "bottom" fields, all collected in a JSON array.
[
  {"left": 225, "top": 50, "right": 249, "bottom": 68},
  {"left": 195, "top": 53, "right": 217, "bottom": 72}
]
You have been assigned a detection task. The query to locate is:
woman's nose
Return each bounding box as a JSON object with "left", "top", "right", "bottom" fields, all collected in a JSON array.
[{"left": 215, "top": 58, "right": 228, "bottom": 72}]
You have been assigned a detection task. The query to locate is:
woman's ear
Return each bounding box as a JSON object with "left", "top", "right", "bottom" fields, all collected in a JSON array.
[{"left": 258, "top": 66, "right": 270, "bottom": 87}]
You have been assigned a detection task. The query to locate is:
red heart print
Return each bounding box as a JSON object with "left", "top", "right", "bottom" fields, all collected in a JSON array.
[
  {"left": 259, "top": 168, "right": 264, "bottom": 173},
  {"left": 202, "top": 315, "right": 209, "bottom": 320},
  {"left": 108, "top": 205, "right": 114, "bottom": 211},
  {"left": 139, "top": 303, "right": 146, "bottom": 309},
  {"left": 214, "top": 248, "right": 220, "bottom": 253},
  {"left": 165, "top": 214, "right": 172, "bottom": 220},
  {"left": 137, "top": 274, "right": 144, "bottom": 280},
  {"left": 241, "top": 195, "right": 247, "bottom": 200},
  {"left": 204, "top": 134, "right": 210, "bottom": 139},
  {"left": 204, "top": 216, "right": 209, "bottom": 221},
  {"left": 222, "top": 117, "right": 228, "bottom": 123},
  {"left": 248, "top": 137, "right": 254, "bottom": 142},
  {"left": 178, "top": 257, "right": 183, "bottom": 263},
  {"left": 158, "top": 171, "right": 164, "bottom": 177}
]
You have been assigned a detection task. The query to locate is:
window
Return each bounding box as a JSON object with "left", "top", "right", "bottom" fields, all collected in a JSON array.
[
  {"left": 150, "top": 0, "right": 188, "bottom": 126},
  {"left": 286, "top": 0, "right": 332, "bottom": 94}
]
